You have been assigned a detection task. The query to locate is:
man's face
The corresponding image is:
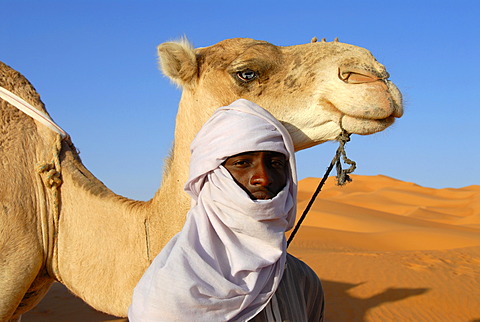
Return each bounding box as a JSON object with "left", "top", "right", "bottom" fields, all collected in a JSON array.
[{"left": 223, "top": 151, "right": 288, "bottom": 200}]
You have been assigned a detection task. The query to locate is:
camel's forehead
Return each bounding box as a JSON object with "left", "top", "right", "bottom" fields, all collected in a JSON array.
[
  {"left": 197, "top": 38, "right": 376, "bottom": 66},
  {"left": 196, "top": 38, "right": 281, "bottom": 63},
  {"left": 200, "top": 38, "right": 278, "bottom": 51}
]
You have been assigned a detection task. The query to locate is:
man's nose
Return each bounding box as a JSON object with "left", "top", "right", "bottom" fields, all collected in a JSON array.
[{"left": 250, "top": 163, "right": 272, "bottom": 186}]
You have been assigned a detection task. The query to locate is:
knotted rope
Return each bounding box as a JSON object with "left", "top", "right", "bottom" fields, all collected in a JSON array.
[
  {"left": 36, "top": 134, "right": 64, "bottom": 281},
  {"left": 287, "top": 131, "right": 356, "bottom": 247},
  {"left": 335, "top": 131, "right": 356, "bottom": 185}
]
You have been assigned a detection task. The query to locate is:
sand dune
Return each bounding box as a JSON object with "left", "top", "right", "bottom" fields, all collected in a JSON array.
[
  {"left": 291, "top": 175, "right": 480, "bottom": 321},
  {"left": 23, "top": 175, "right": 480, "bottom": 321}
]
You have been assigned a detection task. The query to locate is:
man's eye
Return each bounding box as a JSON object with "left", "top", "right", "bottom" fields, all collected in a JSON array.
[
  {"left": 271, "top": 160, "right": 287, "bottom": 168},
  {"left": 236, "top": 69, "right": 257, "bottom": 82},
  {"left": 232, "top": 160, "right": 250, "bottom": 167}
]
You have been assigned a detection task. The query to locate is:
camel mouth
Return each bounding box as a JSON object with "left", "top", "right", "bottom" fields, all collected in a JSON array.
[
  {"left": 329, "top": 81, "right": 403, "bottom": 133},
  {"left": 343, "top": 113, "right": 397, "bottom": 123},
  {"left": 335, "top": 68, "right": 404, "bottom": 121},
  {"left": 326, "top": 97, "right": 400, "bottom": 127}
]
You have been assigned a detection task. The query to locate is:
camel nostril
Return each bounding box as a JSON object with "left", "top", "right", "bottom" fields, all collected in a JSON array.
[
  {"left": 338, "top": 65, "right": 390, "bottom": 84},
  {"left": 339, "top": 69, "right": 381, "bottom": 84}
]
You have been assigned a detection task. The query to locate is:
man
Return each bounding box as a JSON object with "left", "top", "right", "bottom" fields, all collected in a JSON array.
[{"left": 129, "top": 99, "right": 324, "bottom": 321}]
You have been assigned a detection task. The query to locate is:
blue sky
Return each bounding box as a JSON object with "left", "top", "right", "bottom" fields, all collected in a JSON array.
[{"left": 2, "top": 1, "right": 479, "bottom": 200}]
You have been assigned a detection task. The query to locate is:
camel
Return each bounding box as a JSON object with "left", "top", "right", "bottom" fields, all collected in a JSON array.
[{"left": 0, "top": 37, "right": 403, "bottom": 320}]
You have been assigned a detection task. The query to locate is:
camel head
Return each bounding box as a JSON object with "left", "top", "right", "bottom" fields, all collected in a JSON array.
[{"left": 158, "top": 37, "right": 403, "bottom": 151}]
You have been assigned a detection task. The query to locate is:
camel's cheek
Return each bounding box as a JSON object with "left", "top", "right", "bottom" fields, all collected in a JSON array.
[
  {"left": 287, "top": 120, "right": 341, "bottom": 151},
  {"left": 279, "top": 104, "right": 343, "bottom": 151},
  {"left": 194, "top": 70, "right": 249, "bottom": 107}
]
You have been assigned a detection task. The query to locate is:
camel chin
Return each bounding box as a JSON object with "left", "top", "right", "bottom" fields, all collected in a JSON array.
[{"left": 341, "top": 115, "right": 396, "bottom": 136}]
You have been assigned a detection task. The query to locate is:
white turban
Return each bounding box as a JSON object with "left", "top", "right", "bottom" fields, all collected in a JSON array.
[{"left": 129, "top": 99, "right": 297, "bottom": 321}]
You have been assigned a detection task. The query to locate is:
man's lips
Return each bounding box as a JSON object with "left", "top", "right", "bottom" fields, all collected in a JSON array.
[{"left": 251, "top": 189, "right": 275, "bottom": 200}]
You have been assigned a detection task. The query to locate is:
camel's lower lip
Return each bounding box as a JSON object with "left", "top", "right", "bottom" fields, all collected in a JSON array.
[{"left": 341, "top": 115, "right": 395, "bottom": 135}]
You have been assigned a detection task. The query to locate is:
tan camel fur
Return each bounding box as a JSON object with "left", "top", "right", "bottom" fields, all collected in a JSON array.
[{"left": 0, "top": 37, "right": 403, "bottom": 320}]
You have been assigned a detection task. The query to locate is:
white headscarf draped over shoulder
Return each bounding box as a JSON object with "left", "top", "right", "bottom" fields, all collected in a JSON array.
[{"left": 129, "top": 99, "right": 297, "bottom": 322}]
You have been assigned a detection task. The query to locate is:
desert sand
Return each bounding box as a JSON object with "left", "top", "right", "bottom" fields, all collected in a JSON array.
[{"left": 23, "top": 175, "right": 480, "bottom": 321}]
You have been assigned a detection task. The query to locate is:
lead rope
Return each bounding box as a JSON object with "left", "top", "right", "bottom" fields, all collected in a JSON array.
[
  {"left": 36, "top": 134, "right": 64, "bottom": 282},
  {"left": 287, "top": 131, "right": 356, "bottom": 247}
]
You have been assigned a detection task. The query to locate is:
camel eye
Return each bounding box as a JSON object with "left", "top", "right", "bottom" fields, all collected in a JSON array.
[{"left": 237, "top": 69, "right": 257, "bottom": 82}]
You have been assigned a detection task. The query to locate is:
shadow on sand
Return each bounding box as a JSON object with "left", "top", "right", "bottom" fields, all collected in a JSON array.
[
  {"left": 24, "top": 279, "right": 430, "bottom": 321},
  {"left": 321, "top": 279, "right": 429, "bottom": 321}
]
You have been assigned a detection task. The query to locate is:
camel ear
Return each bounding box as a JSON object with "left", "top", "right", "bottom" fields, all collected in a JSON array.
[{"left": 158, "top": 39, "right": 197, "bottom": 87}]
